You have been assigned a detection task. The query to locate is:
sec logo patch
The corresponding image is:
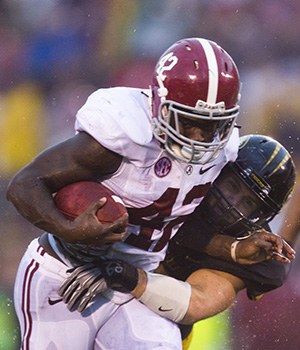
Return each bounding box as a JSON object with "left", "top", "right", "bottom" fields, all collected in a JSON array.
[{"left": 154, "top": 157, "right": 172, "bottom": 177}]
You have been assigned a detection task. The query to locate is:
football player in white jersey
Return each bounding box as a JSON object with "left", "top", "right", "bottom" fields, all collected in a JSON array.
[{"left": 7, "top": 38, "right": 293, "bottom": 350}]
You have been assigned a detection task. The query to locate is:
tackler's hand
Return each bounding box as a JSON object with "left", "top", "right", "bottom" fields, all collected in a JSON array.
[
  {"left": 58, "top": 259, "right": 139, "bottom": 312},
  {"left": 58, "top": 263, "right": 107, "bottom": 312}
]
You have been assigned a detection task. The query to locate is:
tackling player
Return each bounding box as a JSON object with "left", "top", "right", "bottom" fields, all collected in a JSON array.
[{"left": 58, "top": 135, "right": 296, "bottom": 347}]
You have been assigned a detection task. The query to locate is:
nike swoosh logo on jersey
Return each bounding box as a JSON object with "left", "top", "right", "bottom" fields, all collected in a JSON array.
[
  {"left": 158, "top": 306, "right": 173, "bottom": 312},
  {"left": 48, "top": 297, "right": 63, "bottom": 306},
  {"left": 199, "top": 164, "right": 216, "bottom": 174}
]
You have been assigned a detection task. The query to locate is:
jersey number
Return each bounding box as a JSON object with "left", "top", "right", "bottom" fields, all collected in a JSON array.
[
  {"left": 156, "top": 52, "right": 178, "bottom": 82},
  {"left": 124, "top": 184, "right": 210, "bottom": 252}
]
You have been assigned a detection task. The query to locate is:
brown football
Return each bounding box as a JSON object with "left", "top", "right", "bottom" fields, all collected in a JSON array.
[{"left": 54, "top": 181, "right": 127, "bottom": 227}]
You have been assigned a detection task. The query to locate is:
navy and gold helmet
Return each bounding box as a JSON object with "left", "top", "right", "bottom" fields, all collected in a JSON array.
[
  {"left": 234, "top": 134, "right": 296, "bottom": 216},
  {"left": 201, "top": 134, "right": 296, "bottom": 236}
]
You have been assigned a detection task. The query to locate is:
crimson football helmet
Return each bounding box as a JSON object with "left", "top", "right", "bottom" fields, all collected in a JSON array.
[{"left": 151, "top": 38, "right": 240, "bottom": 164}]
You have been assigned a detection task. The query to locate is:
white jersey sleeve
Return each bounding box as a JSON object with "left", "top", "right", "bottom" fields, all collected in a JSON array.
[{"left": 75, "top": 87, "right": 158, "bottom": 166}]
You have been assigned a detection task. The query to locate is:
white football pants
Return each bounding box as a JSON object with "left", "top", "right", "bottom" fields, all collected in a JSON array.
[{"left": 14, "top": 238, "right": 182, "bottom": 350}]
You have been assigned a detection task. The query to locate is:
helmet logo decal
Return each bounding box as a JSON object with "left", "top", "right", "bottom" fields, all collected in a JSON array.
[
  {"left": 197, "top": 38, "right": 219, "bottom": 105},
  {"left": 156, "top": 52, "right": 178, "bottom": 82},
  {"left": 154, "top": 157, "right": 172, "bottom": 178}
]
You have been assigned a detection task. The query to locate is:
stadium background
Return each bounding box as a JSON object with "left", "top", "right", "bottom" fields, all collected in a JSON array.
[{"left": 0, "top": 1, "right": 300, "bottom": 349}]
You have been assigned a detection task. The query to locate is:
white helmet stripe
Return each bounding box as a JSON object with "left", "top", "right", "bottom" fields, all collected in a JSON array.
[{"left": 197, "top": 38, "right": 219, "bottom": 105}]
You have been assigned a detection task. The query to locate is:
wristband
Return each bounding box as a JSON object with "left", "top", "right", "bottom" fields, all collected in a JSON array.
[
  {"left": 231, "top": 240, "right": 240, "bottom": 262},
  {"left": 138, "top": 272, "right": 191, "bottom": 323},
  {"left": 101, "top": 260, "right": 139, "bottom": 293}
]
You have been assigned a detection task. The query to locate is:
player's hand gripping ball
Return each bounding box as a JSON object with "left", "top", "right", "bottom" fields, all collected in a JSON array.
[{"left": 54, "top": 181, "right": 127, "bottom": 231}]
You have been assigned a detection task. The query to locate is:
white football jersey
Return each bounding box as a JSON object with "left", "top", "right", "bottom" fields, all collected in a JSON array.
[{"left": 73, "top": 87, "right": 240, "bottom": 271}]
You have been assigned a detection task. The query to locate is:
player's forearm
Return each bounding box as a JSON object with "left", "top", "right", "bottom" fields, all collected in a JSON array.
[
  {"left": 131, "top": 268, "right": 239, "bottom": 325},
  {"left": 181, "top": 269, "right": 243, "bottom": 324},
  {"left": 7, "top": 171, "right": 74, "bottom": 240}
]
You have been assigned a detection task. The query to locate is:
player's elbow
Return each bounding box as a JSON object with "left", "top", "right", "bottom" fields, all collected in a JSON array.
[
  {"left": 6, "top": 168, "right": 35, "bottom": 203},
  {"left": 7, "top": 173, "right": 21, "bottom": 203}
]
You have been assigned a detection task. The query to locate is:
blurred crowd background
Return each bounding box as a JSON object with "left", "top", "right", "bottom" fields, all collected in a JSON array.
[{"left": 1, "top": 1, "right": 300, "bottom": 349}]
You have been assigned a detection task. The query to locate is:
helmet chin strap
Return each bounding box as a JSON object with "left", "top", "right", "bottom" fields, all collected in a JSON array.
[{"left": 149, "top": 75, "right": 168, "bottom": 118}]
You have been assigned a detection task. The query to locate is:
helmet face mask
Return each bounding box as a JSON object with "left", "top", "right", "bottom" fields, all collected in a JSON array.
[
  {"left": 152, "top": 99, "right": 238, "bottom": 164},
  {"left": 201, "top": 166, "right": 272, "bottom": 237},
  {"left": 199, "top": 134, "right": 296, "bottom": 237},
  {"left": 150, "top": 38, "right": 240, "bottom": 164}
]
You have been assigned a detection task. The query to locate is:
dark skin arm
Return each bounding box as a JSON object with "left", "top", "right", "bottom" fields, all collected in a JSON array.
[{"left": 6, "top": 132, "right": 128, "bottom": 246}]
